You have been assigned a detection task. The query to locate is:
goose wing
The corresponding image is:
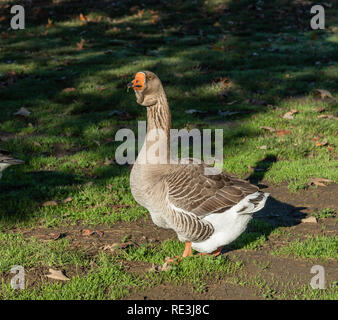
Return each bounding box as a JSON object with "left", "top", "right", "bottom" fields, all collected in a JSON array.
[
  {"left": 165, "top": 161, "right": 259, "bottom": 217},
  {"left": 163, "top": 161, "right": 261, "bottom": 242}
]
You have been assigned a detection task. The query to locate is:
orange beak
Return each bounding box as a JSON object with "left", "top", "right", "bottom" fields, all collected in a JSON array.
[{"left": 129, "top": 72, "right": 146, "bottom": 91}]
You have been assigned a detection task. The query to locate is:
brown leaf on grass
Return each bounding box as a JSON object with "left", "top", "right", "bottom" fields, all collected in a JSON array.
[
  {"left": 151, "top": 14, "right": 159, "bottom": 24},
  {"left": 260, "top": 126, "right": 276, "bottom": 132},
  {"left": 282, "top": 109, "right": 298, "bottom": 119},
  {"left": 317, "top": 106, "right": 326, "bottom": 113},
  {"left": 76, "top": 38, "right": 85, "bottom": 50},
  {"left": 308, "top": 178, "right": 333, "bottom": 187},
  {"left": 213, "top": 76, "right": 232, "bottom": 87},
  {"left": 104, "top": 157, "right": 114, "bottom": 165},
  {"left": 46, "top": 18, "right": 53, "bottom": 28},
  {"left": 101, "top": 241, "right": 133, "bottom": 252},
  {"left": 327, "top": 145, "right": 334, "bottom": 152},
  {"left": 82, "top": 229, "right": 104, "bottom": 237},
  {"left": 46, "top": 269, "right": 70, "bottom": 281},
  {"left": 212, "top": 44, "right": 224, "bottom": 51},
  {"left": 13, "top": 107, "right": 31, "bottom": 118},
  {"left": 148, "top": 262, "right": 173, "bottom": 273},
  {"left": 173, "top": 72, "right": 184, "bottom": 78},
  {"left": 33, "top": 141, "right": 42, "bottom": 147},
  {"left": 79, "top": 13, "right": 87, "bottom": 22},
  {"left": 42, "top": 200, "right": 59, "bottom": 207},
  {"left": 63, "top": 197, "right": 73, "bottom": 203},
  {"left": 137, "top": 9, "right": 144, "bottom": 18},
  {"left": 315, "top": 139, "right": 328, "bottom": 147},
  {"left": 301, "top": 216, "right": 317, "bottom": 224},
  {"left": 315, "top": 89, "right": 333, "bottom": 99},
  {"left": 50, "top": 232, "right": 66, "bottom": 240},
  {"left": 62, "top": 87, "right": 76, "bottom": 93},
  {"left": 276, "top": 129, "right": 291, "bottom": 136},
  {"left": 317, "top": 114, "right": 338, "bottom": 120},
  {"left": 227, "top": 100, "right": 238, "bottom": 105}
]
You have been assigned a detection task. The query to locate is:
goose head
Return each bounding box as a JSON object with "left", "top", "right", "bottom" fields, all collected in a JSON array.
[{"left": 128, "top": 71, "right": 163, "bottom": 107}]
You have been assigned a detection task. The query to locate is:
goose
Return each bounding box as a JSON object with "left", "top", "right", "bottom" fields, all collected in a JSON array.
[
  {"left": 129, "top": 71, "right": 269, "bottom": 261},
  {"left": 0, "top": 149, "right": 24, "bottom": 180}
]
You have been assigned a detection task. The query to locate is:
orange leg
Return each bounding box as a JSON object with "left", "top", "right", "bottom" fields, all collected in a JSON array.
[
  {"left": 198, "top": 246, "right": 223, "bottom": 257},
  {"left": 166, "top": 242, "right": 192, "bottom": 263}
]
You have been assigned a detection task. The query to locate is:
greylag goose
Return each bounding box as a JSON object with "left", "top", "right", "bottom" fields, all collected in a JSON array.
[
  {"left": 0, "top": 149, "right": 24, "bottom": 179},
  {"left": 129, "top": 71, "right": 269, "bottom": 261}
]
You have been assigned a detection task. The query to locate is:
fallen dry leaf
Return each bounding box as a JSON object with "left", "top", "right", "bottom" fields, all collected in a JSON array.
[
  {"left": 227, "top": 100, "right": 238, "bottom": 105},
  {"left": 137, "top": 9, "right": 145, "bottom": 18},
  {"left": 104, "top": 157, "right": 114, "bottom": 165},
  {"left": 151, "top": 14, "right": 159, "bottom": 24},
  {"left": 50, "top": 232, "right": 66, "bottom": 240},
  {"left": 173, "top": 72, "right": 184, "bottom": 78},
  {"left": 315, "top": 139, "right": 328, "bottom": 147},
  {"left": 315, "top": 89, "right": 333, "bottom": 99},
  {"left": 77, "top": 38, "right": 85, "bottom": 50},
  {"left": 62, "top": 87, "right": 76, "bottom": 93},
  {"left": 317, "top": 114, "right": 338, "bottom": 120},
  {"left": 46, "top": 18, "right": 53, "bottom": 28},
  {"left": 148, "top": 262, "right": 173, "bottom": 272},
  {"left": 82, "top": 229, "right": 104, "bottom": 237},
  {"left": 260, "top": 126, "right": 276, "bottom": 133},
  {"left": 46, "top": 269, "right": 70, "bottom": 281},
  {"left": 42, "top": 200, "right": 58, "bottom": 207},
  {"left": 79, "top": 13, "right": 87, "bottom": 22},
  {"left": 276, "top": 129, "right": 291, "bottom": 136},
  {"left": 308, "top": 178, "right": 333, "bottom": 187},
  {"left": 301, "top": 216, "right": 317, "bottom": 224},
  {"left": 33, "top": 141, "right": 42, "bottom": 147},
  {"left": 13, "top": 107, "right": 31, "bottom": 118},
  {"left": 63, "top": 197, "right": 73, "bottom": 203},
  {"left": 101, "top": 241, "right": 133, "bottom": 252},
  {"left": 282, "top": 109, "right": 298, "bottom": 119}
]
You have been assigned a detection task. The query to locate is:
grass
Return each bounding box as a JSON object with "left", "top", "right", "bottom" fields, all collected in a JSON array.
[
  {"left": 0, "top": 231, "right": 89, "bottom": 272},
  {"left": 313, "top": 208, "right": 336, "bottom": 219},
  {"left": 1, "top": 253, "right": 145, "bottom": 300},
  {"left": 283, "top": 283, "right": 338, "bottom": 300},
  {"left": 1, "top": 0, "right": 338, "bottom": 229},
  {"left": 0, "top": 0, "right": 337, "bottom": 300},
  {"left": 272, "top": 236, "right": 338, "bottom": 260},
  {"left": 119, "top": 239, "right": 243, "bottom": 291}
]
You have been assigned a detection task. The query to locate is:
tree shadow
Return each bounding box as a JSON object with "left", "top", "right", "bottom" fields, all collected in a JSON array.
[
  {"left": 245, "top": 154, "right": 277, "bottom": 187},
  {"left": 0, "top": 0, "right": 337, "bottom": 225}
]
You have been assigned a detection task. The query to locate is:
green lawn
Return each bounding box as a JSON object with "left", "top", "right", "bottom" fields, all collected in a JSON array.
[{"left": 0, "top": 0, "right": 337, "bottom": 300}]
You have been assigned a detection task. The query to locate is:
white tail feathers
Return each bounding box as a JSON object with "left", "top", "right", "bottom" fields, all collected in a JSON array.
[{"left": 236, "top": 192, "right": 269, "bottom": 215}]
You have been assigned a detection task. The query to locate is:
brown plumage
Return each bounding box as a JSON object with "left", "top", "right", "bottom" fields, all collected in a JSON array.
[{"left": 129, "top": 71, "right": 269, "bottom": 258}]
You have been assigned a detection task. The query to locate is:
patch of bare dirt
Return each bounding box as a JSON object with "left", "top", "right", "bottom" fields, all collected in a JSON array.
[{"left": 124, "top": 281, "right": 258, "bottom": 300}]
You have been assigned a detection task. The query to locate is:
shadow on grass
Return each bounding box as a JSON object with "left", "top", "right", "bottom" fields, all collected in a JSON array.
[
  {"left": 225, "top": 196, "right": 307, "bottom": 252},
  {"left": 0, "top": 0, "right": 337, "bottom": 225},
  {"left": 246, "top": 154, "right": 277, "bottom": 186}
]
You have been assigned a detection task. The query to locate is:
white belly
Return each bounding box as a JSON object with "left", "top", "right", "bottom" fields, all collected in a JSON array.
[{"left": 191, "top": 207, "right": 252, "bottom": 253}]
